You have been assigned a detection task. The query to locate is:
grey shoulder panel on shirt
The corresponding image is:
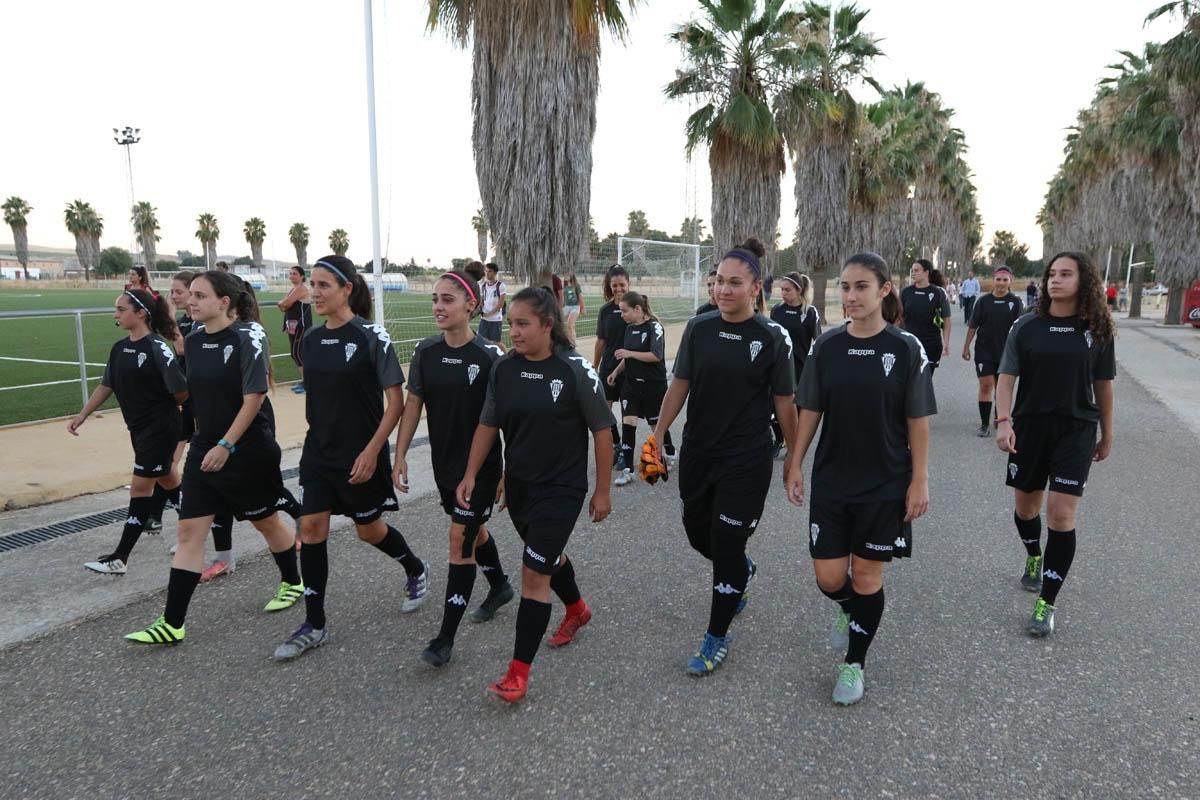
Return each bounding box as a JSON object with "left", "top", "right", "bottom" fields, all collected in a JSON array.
[
  {"left": 808, "top": 323, "right": 846, "bottom": 356},
  {"left": 473, "top": 336, "right": 506, "bottom": 362}
]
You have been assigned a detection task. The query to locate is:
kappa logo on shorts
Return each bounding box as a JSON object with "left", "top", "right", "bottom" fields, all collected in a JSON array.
[
  {"left": 1083, "top": 330, "right": 1093, "bottom": 349},
  {"left": 714, "top": 583, "right": 740, "bottom": 595},
  {"left": 749, "top": 340, "right": 763, "bottom": 362},
  {"left": 881, "top": 352, "right": 896, "bottom": 377},
  {"left": 245, "top": 507, "right": 269, "bottom": 516},
  {"left": 453, "top": 507, "right": 476, "bottom": 518},
  {"left": 894, "top": 536, "right": 907, "bottom": 549},
  {"left": 344, "top": 342, "right": 358, "bottom": 363},
  {"left": 133, "top": 463, "right": 144, "bottom": 471},
  {"left": 151, "top": 464, "right": 163, "bottom": 472},
  {"left": 297, "top": 487, "right": 304, "bottom": 504},
  {"left": 810, "top": 523, "right": 820, "bottom": 545},
  {"left": 525, "top": 546, "right": 547, "bottom": 564},
  {"left": 467, "top": 363, "right": 480, "bottom": 385},
  {"left": 275, "top": 496, "right": 289, "bottom": 507},
  {"left": 718, "top": 514, "right": 743, "bottom": 527},
  {"left": 1053, "top": 476, "right": 1080, "bottom": 487},
  {"left": 137, "top": 352, "right": 147, "bottom": 368},
  {"left": 447, "top": 594, "right": 468, "bottom": 606},
  {"left": 1009, "top": 463, "right": 1018, "bottom": 479},
  {"left": 550, "top": 378, "right": 564, "bottom": 403},
  {"left": 865, "top": 541, "right": 893, "bottom": 552},
  {"left": 383, "top": 497, "right": 397, "bottom": 509},
  {"left": 750, "top": 518, "right": 758, "bottom": 528},
  {"left": 354, "top": 508, "right": 378, "bottom": 519}
]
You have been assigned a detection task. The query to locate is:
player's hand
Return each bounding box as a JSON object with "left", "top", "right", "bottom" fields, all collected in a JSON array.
[
  {"left": 785, "top": 460, "right": 805, "bottom": 508},
  {"left": 589, "top": 489, "right": 611, "bottom": 523},
  {"left": 614, "top": 348, "right": 630, "bottom": 360},
  {"left": 904, "top": 477, "right": 929, "bottom": 522},
  {"left": 961, "top": 348, "right": 970, "bottom": 361},
  {"left": 201, "top": 445, "right": 229, "bottom": 472},
  {"left": 996, "top": 422, "right": 1016, "bottom": 454},
  {"left": 392, "top": 456, "right": 409, "bottom": 493},
  {"left": 67, "top": 415, "right": 85, "bottom": 436},
  {"left": 348, "top": 446, "right": 379, "bottom": 485},
  {"left": 495, "top": 476, "right": 506, "bottom": 512},
  {"left": 606, "top": 371, "right": 616, "bottom": 386},
  {"left": 456, "top": 476, "right": 476, "bottom": 509},
  {"left": 1093, "top": 436, "right": 1112, "bottom": 462}
]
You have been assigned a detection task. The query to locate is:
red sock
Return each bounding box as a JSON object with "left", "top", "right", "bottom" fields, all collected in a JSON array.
[
  {"left": 508, "top": 659, "right": 531, "bottom": 680},
  {"left": 566, "top": 599, "right": 588, "bottom": 617}
]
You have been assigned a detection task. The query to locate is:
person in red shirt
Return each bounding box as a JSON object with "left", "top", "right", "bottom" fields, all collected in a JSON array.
[{"left": 1105, "top": 283, "right": 1118, "bottom": 309}]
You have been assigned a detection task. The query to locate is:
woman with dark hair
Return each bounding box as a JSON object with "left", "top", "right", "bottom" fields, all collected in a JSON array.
[
  {"left": 272, "top": 255, "right": 426, "bottom": 661},
  {"left": 770, "top": 272, "right": 821, "bottom": 452},
  {"left": 995, "top": 251, "right": 1115, "bottom": 637},
  {"left": 962, "top": 266, "right": 1024, "bottom": 437},
  {"left": 787, "top": 252, "right": 936, "bottom": 705},
  {"left": 607, "top": 291, "right": 675, "bottom": 485},
  {"left": 278, "top": 265, "right": 312, "bottom": 394},
  {"left": 901, "top": 259, "right": 952, "bottom": 372},
  {"left": 125, "top": 270, "right": 303, "bottom": 646},
  {"left": 69, "top": 289, "right": 187, "bottom": 575},
  {"left": 651, "top": 237, "right": 797, "bottom": 676},
  {"left": 593, "top": 265, "right": 630, "bottom": 469},
  {"left": 695, "top": 268, "right": 719, "bottom": 315},
  {"left": 562, "top": 272, "right": 585, "bottom": 346},
  {"left": 126, "top": 265, "right": 155, "bottom": 296},
  {"left": 457, "top": 287, "right": 614, "bottom": 702}
]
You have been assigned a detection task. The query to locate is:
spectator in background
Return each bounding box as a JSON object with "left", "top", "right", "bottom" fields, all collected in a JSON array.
[
  {"left": 1118, "top": 283, "right": 1128, "bottom": 312},
  {"left": 278, "top": 265, "right": 312, "bottom": 394},
  {"left": 1106, "top": 281, "right": 1118, "bottom": 310},
  {"left": 763, "top": 272, "right": 775, "bottom": 301},
  {"left": 695, "top": 268, "right": 719, "bottom": 315},
  {"left": 550, "top": 273, "right": 565, "bottom": 308},
  {"left": 125, "top": 266, "right": 156, "bottom": 298},
  {"left": 947, "top": 279, "right": 959, "bottom": 304},
  {"left": 479, "top": 262, "right": 506, "bottom": 342},
  {"left": 960, "top": 271, "right": 981, "bottom": 324},
  {"left": 214, "top": 261, "right": 230, "bottom": 272},
  {"left": 1025, "top": 278, "right": 1038, "bottom": 308},
  {"left": 562, "top": 272, "right": 585, "bottom": 346}
]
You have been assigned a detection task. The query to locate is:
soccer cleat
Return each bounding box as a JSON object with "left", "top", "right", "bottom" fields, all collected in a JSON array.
[
  {"left": 976, "top": 423, "right": 991, "bottom": 437},
  {"left": 263, "top": 581, "right": 305, "bottom": 612},
  {"left": 547, "top": 602, "right": 592, "bottom": 647},
  {"left": 833, "top": 662, "right": 865, "bottom": 705},
  {"left": 1027, "top": 597, "right": 1055, "bottom": 637},
  {"left": 85, "top": 554, "right": 127, "bottom": 575},
  {"left": 290, "top": 383, "right": 306, "bottom": 394},
  {"left": 421, "top": 637, "right": 454, "bottom": 667},
  {"left": 613, "top": 468, "right": 634, "bottom": 487},
  {"left": 401, "top": 560, "right": 430, "bottom": 613},
  {"left": 735, "top": 556, "right": 757, "bottom": 615},
  {"left": 273, "top": 623, "right": 328, "bottom": 661},
  {"left": 144, "top": 517, "right": 163, "bottom": 534},
  {"left": 1021, "top": 555, "right": 1043, "bottom": 592},
  {"left": 470, "top": 580, "right": 515, "bottom": 623},
  {"left": 686, "top": 632, "right": 732, "bottom": 676},
  {"left": 199, "top": 559, "right": 235, "bottom": 583},
  {"left": 830, "top": 609, "right": 851, "bottom": 651},
  {"left": 487, "top": 661, "right": 529, "bottom": 703},
  {"left": 125, "top": 615, "right": 185, "bottom": 645}
]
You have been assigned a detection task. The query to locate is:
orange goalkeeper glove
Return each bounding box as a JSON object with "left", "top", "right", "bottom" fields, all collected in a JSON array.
[{"left": 638, "top": 434, "right": 669, "bottom": 485}]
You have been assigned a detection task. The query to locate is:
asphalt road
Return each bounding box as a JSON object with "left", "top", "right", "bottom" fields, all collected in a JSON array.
[{"left": 1, "top": 334, "right": 1197, "bottom": 799}]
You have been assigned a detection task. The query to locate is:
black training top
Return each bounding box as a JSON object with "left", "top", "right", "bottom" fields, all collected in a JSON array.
[
  {"left": 407, "top": 334, "right": 505, "bottom": 486},
  {"left": 177, "top": 314, "right": 194, "bottom": 339},
  {"left": 284, "top": 298, "right": 312, "bottom": 327},
  {"left": 596, "top": 301, "right": 628, "bottom": 377},
  {"left": 798, "top": 324, "right": 937, "bottom": 502},
  {"left": 480, "top": 348, "right": 614, "bottom": 490},
  {"left": 101, "top": 334, "right": 187, "bottom": 432},
  {"left": 999, "top": 313, "right": 1115, "bottom": 423},
  {"left": 184, "top": 322, "right": 272, "bottom": 447},
  {"left": 694, "top": 302, "right": 718, "bottom": 316},
  {"left": 673, "top": 311, "right": 795, "bottom": 458},
  {"left": 621, "top": 320, "right": 667, "bottom": 383},
  {"left": 968, "top": 292, "right": 1024, "bottom": 362},
  {"left": 900, "top": 284, "right": 951, "bottom": 354},
  {"left": 300, "top": 316, "right": 405, "bottom": 468},
  {"left": 770, "top": 302, "right": 821, "bottom": 379}
]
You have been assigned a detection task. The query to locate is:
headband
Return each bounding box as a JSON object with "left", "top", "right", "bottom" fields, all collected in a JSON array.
[
  {"left": 441, "top": 272, "right": 478, "bottom": 302},
  {"left": 723, "top": 248, "right": 762, "bottom": 279},
  {"left": 124, "top": 290, "right": 149, "bottom": 313},
  {"left": 781, "top": 275, "right": 804, "bottom": 291},
  {"left": 314, "top": 259, "right": 350, "bottom": 284},
  {"left": 993, "top": 266, "right": 1013, "bottom": 275}
]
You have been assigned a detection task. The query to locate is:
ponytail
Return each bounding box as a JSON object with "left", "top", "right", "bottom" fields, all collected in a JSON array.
[
  {"left": 314, "top": 255, "right": 374, "bottom": 320},
  {"left": 125, "top": 288, "right": 178, "bottom": 340},
  {"left": 882, "top": 289, "right": 903, "bottom": 325},
  {"left": 235, "top": 279, "right": 262, "bottom": 324},
  {"left": 350, "top": 275, "right": 373, "bottom": 319},
  {"left": 511, "top": 286, "right": 572, "bottom": 350},
  {"left": 621, "top": 291, "right": 658, "bottom": 322}
]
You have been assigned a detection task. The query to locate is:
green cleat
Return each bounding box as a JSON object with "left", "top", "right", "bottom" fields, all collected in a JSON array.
[
  {"left": 832, "top": 662, "right": 865, "bottom": 705},
  {"left": 125, "top": 615, "right": 185, "bottom": 645},
  {"left": 830, "top": 609, "right": 851, "bottom": 651},
  {"left": 264, "top": 581, "right": 305, "bottom": 612},
  {"left": 1021, "top": 555, "right": 1043, "bottom": 592},
  {"left": 1027, "top": 597, "right": 1055, "bottom": 637}
]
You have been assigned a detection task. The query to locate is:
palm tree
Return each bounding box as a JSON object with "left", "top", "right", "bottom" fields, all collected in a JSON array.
[
  {"left": 665, "top": 0, "right": 803, "bottom": 266},
  {"left": 243, "top": 217, "right": 267, "bottom": 267},
  {"left": 131, "top": 201, "right": 160, "bottom": 271},
  {"left": 2, "top": 197, "right": 32, "bottom": 280},
  {"left": 329, "top": 228, "right": 350, "bottom": 257},
  {"left": 626, "top": 209, "right": 650, "bottom": 238},
  {"left": 289, "top": 222, "right": 310, "bottom": 268},
  {"left": 428, "top": 0, "right": 637, "bottom": 286},
  {"left": 471, "top": 208, "right": 489, "bottom": 262},
  {"left": 196, "top": 213, "right": 220, "bottom": 269},
  {"left": 64, "top": 200, "right": 103, "bottom": 281}
]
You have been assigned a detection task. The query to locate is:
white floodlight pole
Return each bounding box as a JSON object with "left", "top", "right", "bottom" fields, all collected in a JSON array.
[
  {"left": 364, "top": 0, "right": 385, "bottom": 323},
  {"left": 617, "top": 236, "right": 625, "bottom": 267},
  {"left": 1103, "top": 244, "right": 1113, "bottom": 284}
]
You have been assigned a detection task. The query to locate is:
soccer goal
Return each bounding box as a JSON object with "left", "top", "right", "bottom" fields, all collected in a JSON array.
[{"left": 615, "top": 237, "right": 714, "bottom": 323}]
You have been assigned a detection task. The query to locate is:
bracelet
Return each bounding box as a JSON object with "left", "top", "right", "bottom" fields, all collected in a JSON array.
[
  {"left": 217, "top": 438, "right": 237, "bottom": 453},
  {"left": 995, "top": 417, "right": 1011, "bottom": 425}
]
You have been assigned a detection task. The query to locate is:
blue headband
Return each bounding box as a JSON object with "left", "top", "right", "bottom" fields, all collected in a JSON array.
[
  {"left": 124, "top": 290, "right": 149, "bottom": 313},
  {"left": 723, "top": 249, "right": 762, "bottom": 279},
  {"left": 315, "top": 259, "right": 350, "bottom": 284}
]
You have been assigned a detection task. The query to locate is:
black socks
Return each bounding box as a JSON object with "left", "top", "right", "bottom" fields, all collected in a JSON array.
[
  {"left": 845, "top": 588, "right": 885, "bottom": 666},
  {"left": 437, "top": 563, "right": 476, "bottom": 643},
  {"left": 550, "top": 557, "right": 581, "bottom": 606},
  {"left": 1040, "top": 528, "right": 1077, "bottom": 605},
  {"left": 513, "top": 597, "right": 552, "bottom": 665},
  {"left": 374, "top": 525, "right": 423, "bottom": 577},
  {"left": 211, "top": 512, "right": 234, "bottom": 557},
  {"left": 979, "top": 401, "right": 992, "bottom": 427},
  {"left": 114, "top": 496, "right": 154, "bottom": 560},
  {"left": 474, "top": 535, "right": 507, "bottom": 589},
  {"left": 164, "top": 568, "right": 201, "bottom": 628},
  {"left": 708, "top": 536, "right": 747, "bottom": 639},
  {"left": 621, "top": 424, "right": 636, "bottom": 470},
  {"left": 1015, "top": 513, "right": 1042, "bottom": 557},
  {"left": 820, "top": 579, "right": 855, "bottom": 611},
  {"left": 272, "top": 546, "right": 301, "bottom": 586},
  {"left": 300, "top": 541, "right": 328, "bottom": 629}
]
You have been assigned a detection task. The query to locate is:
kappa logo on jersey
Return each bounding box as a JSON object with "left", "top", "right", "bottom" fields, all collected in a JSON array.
[
  {"left": 137, "top": 352, "right": 147, "bottom": 368},
  {"left": 765, "top": 319, "right": 793, "bottom": 359},
  {"left": 447, "top": 594, "right": 467, "bottom": 606},
  {"left": 482, "top": 342, "right": 504, "bottom": 357},
  {"left": 881, "top": 352, "right": 896, "bottom": 377},
  {"left": 847, "top": 348, "right": 876, "bottom": 356},
  {"left": 749, "top": 340, "right": 763, "bottom": 362},
  {"left": 807, "top": 340, "right": 815, "bottom": 357},
  {"left": 156, "top": 338, "right": 175, "bottom": 366},
  {"left": 896, "top": 330, "right": 931, "bottom": 373},
  {"left": 1009, "top": 463, "right": 1018, "bottom": 479},
  {"left": 1083, "top": 330, "right": 1093, "bottom": 349},
  {"left": 344, "top": 342, "right": 357, "bottom": 363},
  {"left": 520, "top": 371, "right": 544, "bottom": 380},
  {"left": 244, "top": 321, "right": 267, "bottom": 360},
  {"left": 467, "top": 363, "right": 480, "bottom": 384},
  {"left": 653, "top": 321, "right": 664, "bottom": 339},
  {"left": 849, "top": 620, "right": 869, "bottom": 635},
  {"left": 713, "top": 583, "right": 740, "bottom": 595},
  {"left": 365, "top": 321, "right": 393, "bottom": 349},
  {"left": 568, "top": 354, "right": 603, "bottom": 394},
  {"left": 222, "top": 344, "right": 234, "bottom": 364},
  {"left": 550, "top": 378, "right": 564, "bottom": 403},
  {"left": 810, "top": 523, "right": 820, "bottom": 545},
  {"left": 1049, "top": 326, "right": 1074, "bottom": 333},
  {"left": 718, "top": 331, "right": 743, "bottom": 342},
  {"left": 442, "top": 357, "right": 463, "bottom": 365}
]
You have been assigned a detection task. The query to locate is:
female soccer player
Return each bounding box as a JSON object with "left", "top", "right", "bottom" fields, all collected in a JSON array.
[
  {"left": 651, "top": 238, "right": 797, "bottom": 676},
  {"left": 900, "top": 259, "right": 952, "bottom": 372},
  {"left": 995, "top": 251, "right": 1114, "bottom": 636},
  {"left": 562, "top": 272, "right": 585, "bottom": 346},
  {"left": 394, "top": 271, "right": 515, "bottom": 667},
  {"left": 68, "top": 289, "right": 187, "bottom": 575},
  {"left": 457, "top": 287, "right": 614, "bottom": 702},
  {"left": 269, "top": 256, "right": 425, "bottom": 661},
  {"left": 962, "top": 266, "right": 1023, "bottom": 437},
  {"left": 125, "top": 265, "right": 155, "bottom": 296},
  {"left": 769, "top": 272, "right": 822, "bottom": 449},
  {"left": 787, "top": 252, "right": 936, "bottom": 705},
  {"left": 125, "top": 270, "right": 302, "bottom": 646},
  {"left": 593, "top": 265, "right": 630, "bottom": 468},
  {"left": 695, "top": 268, "right": 718, "bottom": 315},
  {"left": 607, "top": 291, "right": 675, "bottom": 485},
  {"left": 277, "top": 265, "right": 312, "bottom": 394}
]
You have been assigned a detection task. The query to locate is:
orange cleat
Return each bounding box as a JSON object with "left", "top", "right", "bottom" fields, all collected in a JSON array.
[
  {"left": 487, "top": 660, "right": 529, "bottom": 703},
  {"left": 546, "top": 602, "right": 592, "bottom": 648}
]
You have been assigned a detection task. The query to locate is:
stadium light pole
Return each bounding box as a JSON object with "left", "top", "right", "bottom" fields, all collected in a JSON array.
[
  {"left": 113, "top": 126, "right": 141, "bottom": 264},
  {"left": 362, "top": 0, "right": 385, "bottom": 323}
]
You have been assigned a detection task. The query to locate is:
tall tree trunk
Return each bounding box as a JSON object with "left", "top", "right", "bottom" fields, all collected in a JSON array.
[
  {"left": 89, "top": 235, "right": 101, "bottom": 278},
  {"left": 141, "top": 231, "right": 157, "bottom": 272},
  {"left": 471, "top": 3, "right": 598, "bottom": 288},
  {"left": 477, "top": 230, "right": 488, "bottom": 264},
  {"left": 295, "top": 244, "right": 307, "bottom": 269},
  {"left": 794, "top": 138, "right": 851, "bottom": 319},
  {"left": 205, "top": 241, "right": 217, "bottom": 269},
  {"left": 13, "top": 224, "right": 29, "bottom": 280},
  {"left": 1127, "top": 264, "right": 1145, "bottom": 319},
  {"left": 710, "top": 139, "right": 783, "bottom": 274},
  {"left": 1165, "top": 282, "right": 1186, "bottom": 325},
  {"left": 74, "top": 235, "right": 89, "bottom": 281},
  {"left": 251, "top": 243, "right": 263, "bottom": 267}
]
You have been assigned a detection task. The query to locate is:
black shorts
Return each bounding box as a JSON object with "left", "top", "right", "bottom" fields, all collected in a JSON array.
[
  {"left": 504, "top": 477, "right": 585, "bottom": 575},
  {"left": 130, "top": 424, "right": 178, "bottom": 478},
  {"left": 437, "top": 465, "right": 501, "bottom": 527},
  {"left": 179, "top": 402, "right": 195, "bottom": 443},
  {"left": 299, "top": 452, "right": 399, "bottom": 525},
  {"left": 478, "top": 319, "right": 503, "bottom": 342},
  {"left": 180, "top": 438, "right": 287, "bottom": 522},
  {"left": 620, "top": 378, "right": 666, "bottom": 421},
  {"left": 602, "top": 369, "right": 623, "bottom": 404},
  {"left": 975, "top": 360, "right": 999, "bottom": 378},
  {"left": 808, "top": 495, "right": 911, "bottom": 562},
  {"left": 286, "top": 327, "right": 306, "bottom": 368},
  {"left": 1006, "top": 415, "right": 1097, "bottom": 497},
  {"left": 678, "top": 448, "right": 773, "bottom": 560}
]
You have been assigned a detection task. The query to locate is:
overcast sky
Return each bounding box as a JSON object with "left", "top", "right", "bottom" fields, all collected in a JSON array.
[{"left": 0, "top": 1, "right": 1179, "bottom": 266}]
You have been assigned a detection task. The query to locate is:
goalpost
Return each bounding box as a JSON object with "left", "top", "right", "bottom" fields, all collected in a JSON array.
[{"left": 616, "top": 237, "right": 713, "bottom": 320}]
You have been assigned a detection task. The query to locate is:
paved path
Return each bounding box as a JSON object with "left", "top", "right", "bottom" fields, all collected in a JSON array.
[{"left": 0, "top": 319, "right": 1197, "bottom": 799}]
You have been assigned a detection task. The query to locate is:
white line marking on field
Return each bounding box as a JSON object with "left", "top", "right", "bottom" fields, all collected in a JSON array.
[
  {"left": 0, "top": 356, "right": 107, "bottom": 367},
  {"left": 0, "top": 376, "right": 103, "bottom": 391}
]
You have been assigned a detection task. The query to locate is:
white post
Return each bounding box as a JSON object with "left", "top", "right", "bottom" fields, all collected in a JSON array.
[
  {"left": 363, "top": 0, "right": 385, "bottom": 324},
  {"left": 693, "top": 244, "right": 701, "bottom": 310},
  {"left": 617, "top": 236, "right": 625, "bottom": 268},
  {"left": 1125, "top": 242, "right": 1135, "bottom": 286},
  {"left": 1103, "top": 244, "right": 1113, "bottom": 284},
  {"left": 74, "top": 312, "right": 89, "bottom": 405}
]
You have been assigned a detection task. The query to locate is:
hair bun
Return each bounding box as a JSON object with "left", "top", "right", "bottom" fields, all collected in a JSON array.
[{"left": 739, "top": 237, "right": 766, "bottom": 259}]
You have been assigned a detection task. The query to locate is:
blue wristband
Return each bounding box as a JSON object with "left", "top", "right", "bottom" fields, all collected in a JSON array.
[{"left": 217, "top": 438, "right": 237, "bottom": 454}]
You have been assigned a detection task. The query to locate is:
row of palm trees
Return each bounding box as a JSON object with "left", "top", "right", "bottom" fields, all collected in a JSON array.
[
  {"left": 1039, "top": 2, "right": 1200, "bottom": 322},
  {"left": 428, "top": 0, "right": 980, "bottom": 315},
  {"left": 1, "top": 196, "right": 352, "bottom": 280}
]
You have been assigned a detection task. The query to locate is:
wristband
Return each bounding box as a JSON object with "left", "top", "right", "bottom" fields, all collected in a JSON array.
[
  {"left": 995, "top": 417, "right": 1011, "bottom": 425},
  {"left": 217, "top": 438, "right": 237, "bottom": 453}
]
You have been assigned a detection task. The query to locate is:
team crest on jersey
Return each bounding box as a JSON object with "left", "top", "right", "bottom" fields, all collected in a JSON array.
[
  {"left": 810, "top": 523, "right": 820, "bottom": 545},
  {"left": 621, "top": 399, "right": 627, "bottom": 410},
  {"left": 467, "top": 363, "right": 480, "bottom": 385},
  {"left": 550, "top": 378, "right": 564, "bottom": 403},
  {"left": 345, "top": 342, "right": 358, "bottom": 363},
  {"left": 641, "top": 332, "right": 647, "bottom": 344},
  {"left": 927, "top": 292, "right": 935, "bottom": 301},
  {"left": 222, "top": 344, "right": 234, "bottom": 364},
  {"left": 1007, "top": 301, "right": 1014, "bottom": 311},
  {"left": 749, "top": 340, "right": 763, "bottom": 362},
  {"left": 137, "top": 352, "right": 147, "bottom": 368},
  {"left": 1009, "top": 463, "right": 1018, "bottom": 479},
  {"left": 881, "top": 352, "right": 896, "bottom": 377},
  {"left": 1083, "top": 330, "right": 1093, "bottom": 349}
]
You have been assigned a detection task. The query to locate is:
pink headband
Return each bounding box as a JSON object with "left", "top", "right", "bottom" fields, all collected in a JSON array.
[{"left": 441, "top": 272, "right": 477, "bottom": 302}]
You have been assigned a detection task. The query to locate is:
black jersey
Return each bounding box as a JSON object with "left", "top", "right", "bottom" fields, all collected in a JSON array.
[
  {"left": 184, "top": 322, "right": 272, "bottom": 447},
  {"left": 695, "top": 302, "right": 718, "bottom": 316},
  {"left": 300, "top": 316, "right": 405, "bottom": 468},
  {"left": 770, "top": 302, "right": 821, "bottom": 377},
  {"left": 407, "top": 334, "right": 505, "bottom": 486},
  {"left": 284, "top": 298, "right": 312, "bottom": 327},
  {"left": 101, "top": 334, "right": 187, "bottom": 432},
  {"left": 797, "top": 324, "right": 937, "bottom": 502},
  {"left": 673, "top": 311, "right": 795, "bottom": 457},
  {"left": 596, "top": 301, "right": 628, "bottom": 376},
  {"left": 177, "top": 314, "right": 195, "bottom": 338},
  {"left": 999, "top": 313, "right": 1115, "bottom": 423},
  {"left": 621, "top": 319, "right": 667, "bottom": 383},
  {"left": 968, "top": 292, "right": 1024, "bottom": 361},
  {"left": 900, "top": 285, "right": 951, "bottom": 348},
  {"left": 480, "top": 348, "right": 614, "bottom": 490}
]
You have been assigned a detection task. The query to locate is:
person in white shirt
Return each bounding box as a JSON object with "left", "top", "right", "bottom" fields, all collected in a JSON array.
[
  {"left": 479, "top": 263, "right": 506, "bottom": 342},
  {"left": 960, "top": 273, "right": 981, "bottom": 324}
]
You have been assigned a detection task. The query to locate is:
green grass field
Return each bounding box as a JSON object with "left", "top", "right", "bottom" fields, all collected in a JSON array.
[{"left": 0, "top": 284, "right": 697, "bottom": 426}]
